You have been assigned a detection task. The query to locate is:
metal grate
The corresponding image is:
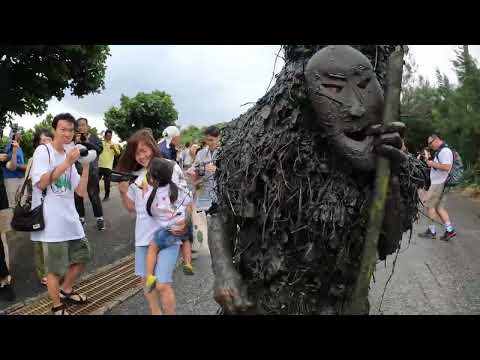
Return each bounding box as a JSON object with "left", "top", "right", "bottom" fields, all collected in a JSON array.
[{"left": 8, "top": 255, "right": 141, "bottom": 315}]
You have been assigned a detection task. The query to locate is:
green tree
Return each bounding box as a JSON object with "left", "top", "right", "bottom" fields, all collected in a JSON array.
[
  {"left": 20, "top": 129, "right": 35, "bottom": 161},
  {"left": 180, "top": 125, "right": 204, "bottom": 145},
  {"left": 0, "top": 45, "right": 111, "bottom": 134},
  {"left": 33, "top": 113, "right": 54, "bottom": 133},
  {"left": 401, "top": 72, "right": 438, "bottom": 153},
  {"left": 104, "top": 91, "right": 178, "bottom": 141},
  {"left": 179, "top": 122, "right": 227, "bottom": 146}
]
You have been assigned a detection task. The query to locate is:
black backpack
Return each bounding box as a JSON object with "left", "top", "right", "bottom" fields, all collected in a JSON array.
[{"left": 435, "top": 144, "right": 464, "bottom": 187}]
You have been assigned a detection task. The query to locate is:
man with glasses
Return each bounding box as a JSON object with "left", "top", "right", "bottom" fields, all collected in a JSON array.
[
  {"left": 419, "top": 134, "right": 456, "bottom": 241},
  {"left": 74, "top": 118, "right": 105, "bottom": 230},
  {"left": 30, "top": 113, "right": 92, "bottom": 314}
]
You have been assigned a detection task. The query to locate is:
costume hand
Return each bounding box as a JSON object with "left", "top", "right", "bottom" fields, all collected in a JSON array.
[
  {"left": 367, "top": 122, "right": 408, "bottom": 164},
  {"left": 214, "top": 269, "right": 253, "bottom": 314}
]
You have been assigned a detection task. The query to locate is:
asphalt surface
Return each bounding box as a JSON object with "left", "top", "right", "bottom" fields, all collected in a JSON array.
[
  {"left": 2, "top": 183, "right": 479, "bottom": 315},
  {"left": 369, "top": 192, "right": 480, "bottom": 315},
  {"left": 110, "top": 191, "right": 480, "bottom": 316},
  {"left": 0, "top": 183, "right": 137, "bottom": 311},
  {"left": 107, "top": 240, "right": 219, "bottom": 315}
]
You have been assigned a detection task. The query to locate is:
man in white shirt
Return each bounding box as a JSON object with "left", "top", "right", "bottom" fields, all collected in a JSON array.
[
  {"left": 190, "top": 126, "right": 220, "bottom": 213},
  {"left": 419, "top": 134, "right": 456, "bottom": 241},
  {"left": 30, "top": 113, "right": 91, "bottom": 315}
]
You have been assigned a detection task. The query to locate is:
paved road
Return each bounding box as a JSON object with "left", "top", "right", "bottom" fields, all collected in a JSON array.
[
  {"left": 369, "top": 192, "right": 480, "bottom": 314},
  {"left": 3, "top": 183, "right": 479, "bottom": 315},
  {"left": 107, "top": 241, "right": 218, "bottom": 315},
  {"left": 111, "top": 191, "right": 480, "bottom": 315},
  {"left": 0, "top": 184, "right": 137, "bottom": 311}
]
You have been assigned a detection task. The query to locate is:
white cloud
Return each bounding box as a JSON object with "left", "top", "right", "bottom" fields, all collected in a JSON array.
[
  {"left": 8, "top": 45, "right": 283, "bottom": 136},
  {"left": 409, "top": 45, "right": 480, "bottom": 85},
  {"left": 8, "top": 45, "right": 480, "bottom": 138}
]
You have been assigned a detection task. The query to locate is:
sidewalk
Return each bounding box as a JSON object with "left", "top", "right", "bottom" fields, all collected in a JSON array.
[
  {"left": 107, "top": 241, "right": 218, "bottom": 315},
  {"left": 111, "top": 191, "right": 480, "bottom": 315},
  {"left": 369, "top": 191, "right": 480, "bottom": 314}
]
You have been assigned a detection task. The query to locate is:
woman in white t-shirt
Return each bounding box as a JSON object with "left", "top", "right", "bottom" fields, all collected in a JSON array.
[
  {"left": 142, "top": 158, "right": 192, "bottom": 293},
  {"left": 117, "top": 129, "right": 189, "bottom": 315}
]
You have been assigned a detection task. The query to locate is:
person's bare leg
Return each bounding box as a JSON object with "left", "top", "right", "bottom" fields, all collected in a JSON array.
[
  {"left": 47, "top": 273, "right": 62, "bottom": 307},
  {"left": 1, "top": 232, "right": 10, "bottom": 271},
  {"left": 157, "top": 283, "right": 176, "bottom": 315},
  {"left": 143, "top": 277, "right": 162, "bottom": 315},
  {"left": 146, "top": 242, "right": 159, "bottom": 278},
  {"left": 436, "top": 207, "right": 451, "bottom": 226},
  {"left": 427, "top": 207, "right": 440, "bottom": 223},
  {"left": 61, "top": 263, "right": 85, "bottom": 294},
  {"left": 182, "top": 241, "right": 192, "bottom": 265},
  {"left": 419, "top": 206, "right": 439, "bottom": 237}
]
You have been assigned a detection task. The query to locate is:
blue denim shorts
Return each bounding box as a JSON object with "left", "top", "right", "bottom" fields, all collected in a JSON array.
[
  {"left": 153, "top": 228, "right": 190, "bottom": 250},
  {"left": 135, "top": 244, "right": 180, "bottom": 283}
]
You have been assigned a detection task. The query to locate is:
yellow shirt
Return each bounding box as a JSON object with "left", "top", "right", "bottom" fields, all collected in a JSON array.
[{"left": 99, "top": 141, "right": 119, "bottom": 170}]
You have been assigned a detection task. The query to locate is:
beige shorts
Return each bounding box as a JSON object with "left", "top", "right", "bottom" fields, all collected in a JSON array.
[
  {"left": 1, "top": 178, "right": 24, "bottom": 233},
  {"left": 0, "top": 208, "right": 13, "bottom": 233},
  {"left": 4, "top": 178, "right": 23, "bottom": 206},
  {"left": 424, "top": 183, "right": 447, "bottom": 209}
]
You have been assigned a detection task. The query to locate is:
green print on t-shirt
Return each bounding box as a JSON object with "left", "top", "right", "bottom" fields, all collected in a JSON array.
[{"left": 53, "top": 175, "right": 72, "bottom": 192}]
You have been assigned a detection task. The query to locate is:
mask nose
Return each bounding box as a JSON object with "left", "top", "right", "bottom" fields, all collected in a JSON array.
[
  {"left": 343, "top": 84, "right": 365, "bottom": 118},
  {"left": 350, "top": 101, "right": 366, "bottom": 117}
]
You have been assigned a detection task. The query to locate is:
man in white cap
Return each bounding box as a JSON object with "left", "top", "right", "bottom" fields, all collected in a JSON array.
[
  {"left": 158, "top": 125, "right": 196, "bottom": 275},
  {"left": 159, "top": 125, "right": 181, "bottom": 162}
]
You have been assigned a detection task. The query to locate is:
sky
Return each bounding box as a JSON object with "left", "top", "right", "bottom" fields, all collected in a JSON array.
[{"left": 7, "top": 45, "right": 480, "bottom": 137}]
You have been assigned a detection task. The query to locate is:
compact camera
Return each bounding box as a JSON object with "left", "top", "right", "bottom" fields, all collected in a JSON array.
[{"left": 195, "top": 161, "right": 213, "bottom": 177}]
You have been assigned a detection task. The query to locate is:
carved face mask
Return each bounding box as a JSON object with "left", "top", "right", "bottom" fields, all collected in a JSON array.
[{"left": 305, "top": 45, "right": 384, "bottom": 171}]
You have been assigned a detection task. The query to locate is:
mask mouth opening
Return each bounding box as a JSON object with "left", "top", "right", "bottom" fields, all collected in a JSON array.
[{"left": 344, "top": 129, "right": 367, "bottom": 142}]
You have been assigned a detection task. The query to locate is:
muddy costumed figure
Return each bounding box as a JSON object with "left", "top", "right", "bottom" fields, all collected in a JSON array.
[{"left": 208, "top": 45, "right": 430, "bottom": 315}]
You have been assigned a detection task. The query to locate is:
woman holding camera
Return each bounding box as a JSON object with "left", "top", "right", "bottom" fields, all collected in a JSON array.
[{"left": 116, "top": 129, "right": 191, "bottom": 315}]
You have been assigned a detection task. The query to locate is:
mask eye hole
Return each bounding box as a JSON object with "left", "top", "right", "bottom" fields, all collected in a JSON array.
[
  {"left": 322, "top": 84, "right": 343, "bottom": 94},
  {"left": 357, "top": 78, "right": 370, "bottom": 89}
]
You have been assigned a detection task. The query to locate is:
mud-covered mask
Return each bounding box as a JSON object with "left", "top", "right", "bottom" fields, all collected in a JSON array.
[{"left": 305, "top": 45, "right": 385, "bottom": 171}]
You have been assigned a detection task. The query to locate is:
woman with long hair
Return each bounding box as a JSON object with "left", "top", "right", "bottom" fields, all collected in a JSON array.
[{"left": 116, "top": 129, "right": 190, "bottom": 315}]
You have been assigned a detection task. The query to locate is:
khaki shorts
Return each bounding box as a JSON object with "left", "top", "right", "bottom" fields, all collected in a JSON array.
[
  {"left": 40, "top": 238, "right": 92, "bottom": 276},
  {"left": 0, "top": 208, "right": 13, "bottom": 233},
  {"left": 424, "top": 183, "right": 448, "bottom": 209},
  {"left": 4, "top": 178, "right": 23, "bottom": 206}
]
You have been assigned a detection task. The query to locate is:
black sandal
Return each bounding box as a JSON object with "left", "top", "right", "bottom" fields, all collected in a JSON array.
[
  {"left": 51, "top": 303, "right": 69, "bottom": 315},
  {"left": 60, "top": 289, "right": 88, "bottom": 304}
]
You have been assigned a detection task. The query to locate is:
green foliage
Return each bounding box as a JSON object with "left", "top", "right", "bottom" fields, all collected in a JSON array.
[
  {"left": 401, "top": 75, "right": 438, "bottom": 152},
  {"left": 33, "top": 114, "right": 53, "bottom": 133},
  {"left": 21, "top": 129, "right": 35, "bottom": 161},
  {"left": 20, "top": 113, "right": 54, "bottom": 161},
  {"left": 104, "top": 91, "right": 178, "bottom": 141},
  {"left": 0, "top": 46, "right": 110, "bottom": 132},
  {"left": 180, "top": 125, "right": 204, "bottom": 145},
  {"left": 179, "top": 122, "right": 227, "bottom": 146},
  {"left": 401, "top": 45, "right": 480, "bottom": 185},
  {"left": 0, "top": 136, "right": 9, "bottom": 150}
]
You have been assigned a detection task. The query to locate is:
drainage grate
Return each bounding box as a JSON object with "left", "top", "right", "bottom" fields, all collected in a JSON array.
[{"left": 7, "top": 255, "right": 141, "bottom": 315}]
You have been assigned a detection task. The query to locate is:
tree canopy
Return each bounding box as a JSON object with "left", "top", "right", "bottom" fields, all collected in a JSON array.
[
  {"left": 401, "top": 45, "right": 480, "bottom": 185},
  {"left": 104, "top": 90, "right": 178, "bottom": 141},
  {"left": 0, "top": 45, "right": 110, "bottom": 133}
]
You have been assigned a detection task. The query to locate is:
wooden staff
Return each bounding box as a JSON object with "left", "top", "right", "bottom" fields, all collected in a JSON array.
[{"left": 344, "top": 45, "right": 407, "bottom": 315}]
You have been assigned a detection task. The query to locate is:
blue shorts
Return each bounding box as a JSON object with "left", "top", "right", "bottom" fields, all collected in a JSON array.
[
  {"left": 134, "top": 244, "right": 180, "bottom": 283},
  {"left": 153, "top": 228, "right": 189, "bottom": 250}
]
